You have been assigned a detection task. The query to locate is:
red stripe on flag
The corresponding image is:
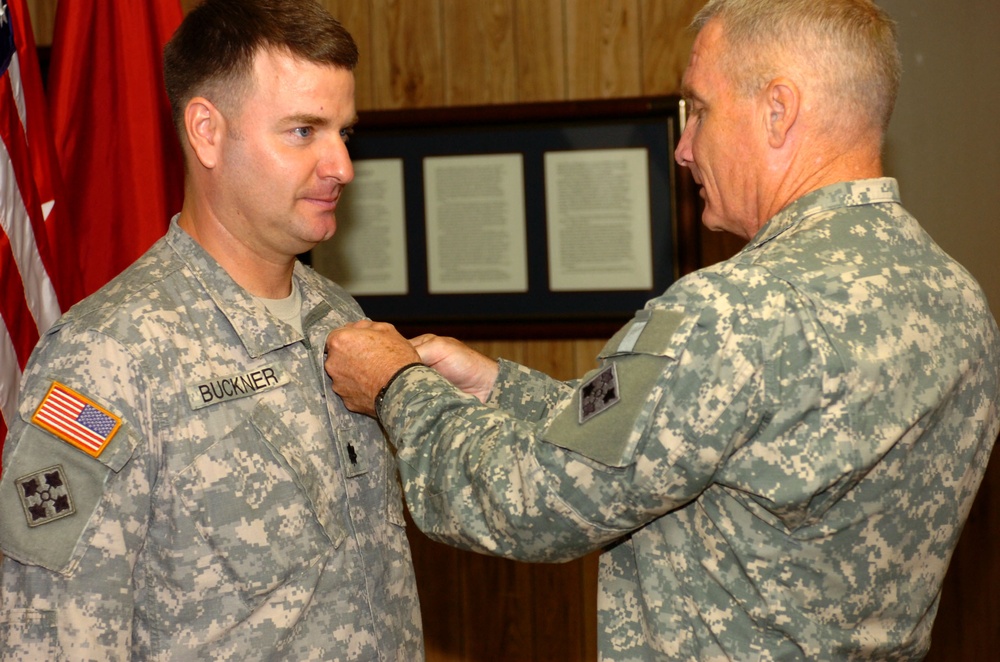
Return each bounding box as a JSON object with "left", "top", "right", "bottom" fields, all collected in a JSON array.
[
  {"left": 0, "top": 231, "right": 40, "bottom": 369},
  {"left": 1, "top": 0, "right": 77, "bottom": 470},
  {"left": 0, "top": 72, "right": 48, "bottom": 368},
  {"left": 7, "top": 0, "right": 82, "bottom": 310}
]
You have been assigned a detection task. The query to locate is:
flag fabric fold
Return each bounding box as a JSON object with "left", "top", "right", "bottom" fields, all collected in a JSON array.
[
  {"left": 47, "top": 0, "right": 184, "bottom": 301},
  {"left": 0, "top": 0, "right": 78, "bottom": 451}
]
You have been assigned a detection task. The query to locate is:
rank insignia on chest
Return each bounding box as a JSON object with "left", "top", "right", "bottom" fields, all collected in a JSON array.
[
  {"left": 579, "top": 363, "right": 620, "bottom": 424},
  {"left": 15, "top": 465, "right": 77, "bottom": 527},
  {"left": 31, "top": 382, "right": 122, "bottom": 458}
]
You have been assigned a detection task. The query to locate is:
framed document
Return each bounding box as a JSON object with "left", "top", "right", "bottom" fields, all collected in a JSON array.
[{"left": 309, "top": 96, "right": 698, "bottom": 338}]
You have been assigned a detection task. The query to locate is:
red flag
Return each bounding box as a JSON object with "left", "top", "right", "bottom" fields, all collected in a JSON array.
[
  {"left": 0, "top": 0, "right": 79, "bottom": 452},
  {"left": 48, "top": 0, "right": 184, "bottom": 300}
]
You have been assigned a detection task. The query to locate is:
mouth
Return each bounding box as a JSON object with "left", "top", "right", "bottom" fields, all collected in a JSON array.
[{"left": 302, "top": 193, "right": 340, "bottom": 211}]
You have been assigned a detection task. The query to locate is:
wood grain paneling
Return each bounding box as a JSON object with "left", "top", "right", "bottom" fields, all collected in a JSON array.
[
  {"left": 370, "top": 0, "right": 445, "bottom": 109},
  {"left": 322, "top": 0, "right": 375, "bottom": 110},
  {"left": 638, "top": 0, "right": 705, "bottom": 95},
  {"left": 179, "top": 0, "right": 202, "bottom": 16},
  {"left": 565, "top": 0, "right": 642, "bottom": 99},
  {"left": 24, "top": 0, "right": 57, "bottom": 45},
  {"left": 513, "top": 0, "right": 567, "bottom": 102},
  {"left": 441, "top": 0, "right": 516, "bottom": 105}
]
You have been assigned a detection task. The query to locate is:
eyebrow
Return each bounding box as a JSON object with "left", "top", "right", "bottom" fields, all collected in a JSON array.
[
  {"left": 280, "top": 114, "right": 360, "bottom": 129},
  {"left": 679, "top": 84, "right": 703, "bottom": 106},
  {"left": 282, "top": 113, "right": 332, "bottom": 128}
]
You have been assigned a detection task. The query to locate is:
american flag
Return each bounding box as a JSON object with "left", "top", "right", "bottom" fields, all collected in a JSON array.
[
  {"left": 0, "top": 0, "right": 71, "bottom": 453},
  {"left": 31, "top": 382, "right": 120, "bottom": 458}
]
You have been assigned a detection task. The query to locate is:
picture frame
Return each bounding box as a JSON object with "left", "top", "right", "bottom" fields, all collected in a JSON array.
[{"left": 309, "top": 95, "right": 699, "bottom": 339}]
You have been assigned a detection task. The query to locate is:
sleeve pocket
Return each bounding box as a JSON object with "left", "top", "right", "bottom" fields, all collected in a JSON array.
[{"left": 0, "top": 608, "right": 61, "bottom": 659}]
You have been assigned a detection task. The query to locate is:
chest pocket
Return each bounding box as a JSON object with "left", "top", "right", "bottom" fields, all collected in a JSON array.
[
  {"left": 175, "top": 404, "right": 334, "bottom": 604},
  {"left": 543, "top": 308, "right": 688, "bottom": 468}
]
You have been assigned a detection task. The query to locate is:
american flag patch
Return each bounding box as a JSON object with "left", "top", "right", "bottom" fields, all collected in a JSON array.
[{"left": 31, "top": 382, "right": 121, "bottom": 458}]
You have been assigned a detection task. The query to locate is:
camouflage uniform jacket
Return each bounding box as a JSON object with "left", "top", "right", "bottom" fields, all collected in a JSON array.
[
  {"left": 378, "top": 179, "right": 1000, "bottom": 660},
  {"left": 0, "top": 219, "right": 423, "bottom": 661}
]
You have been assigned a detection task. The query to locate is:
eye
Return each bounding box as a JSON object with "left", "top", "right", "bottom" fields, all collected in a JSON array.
[
  {"left": 689, "top": 104, "right": 706, "bottom": 127},
  {"left": 291, "top": 126, "right": 314, "bottom": 139},
  {"left": 340, "top": 126, "right": 355, "bottom": 143}
]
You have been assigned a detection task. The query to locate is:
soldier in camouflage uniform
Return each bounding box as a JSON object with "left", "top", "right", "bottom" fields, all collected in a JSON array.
[
  {"left": 0, "top": 1, "right": 422, "bottom": 659},
  {"left": 324, "top": 0, "right": 1000, "bottom": 659}
]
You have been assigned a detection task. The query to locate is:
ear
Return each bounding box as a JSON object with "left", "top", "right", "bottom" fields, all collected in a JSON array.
[
  {"left": 763, "top": 77, "right": 800, "bottom": 148},
  {"left": 184, "top": 97, "right": 225, "bottom": 169}
]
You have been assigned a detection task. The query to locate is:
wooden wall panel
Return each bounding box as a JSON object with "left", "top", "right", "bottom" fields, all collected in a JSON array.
[
  {"left": 25, "top": 0, "right": 57, "bottom": 45},
  {"left": 638, "top": 0, "right": 705, "bottom": 95},
  {"left": 321, "top": 0, "right": 375, "bottom": 111},
  {"left": 441, "top": 0, "right": 517, "bottom": 106},
  {"left": 369, "top": 0, "right": 445, "bottom": 109},
  {"left": 565, "top": 0, "right": 643, "bottom": 99},
  {"left": 513, "top": 0, "right": 567, "bottom": 102}
]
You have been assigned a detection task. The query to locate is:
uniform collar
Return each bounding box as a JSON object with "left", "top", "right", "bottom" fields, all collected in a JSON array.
[
  {"left": 744, "top": 178, "right": 901, "bottom": 252},
  {"left": 165, "top": 217, "right": 319, "bottom": 359}
]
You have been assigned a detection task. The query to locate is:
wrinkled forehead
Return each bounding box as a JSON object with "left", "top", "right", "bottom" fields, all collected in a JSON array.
[{"left": 680, "top": 20, "right": 726, "bottom": 101}]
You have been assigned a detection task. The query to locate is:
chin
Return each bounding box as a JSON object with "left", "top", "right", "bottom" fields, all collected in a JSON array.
[
  {"left": 321, "top": 222, "right": 337, "bottom": 242},
  {"left": 307, "top": 215, "right": 338, "bottom": 243},
  {"left": 700, "top": 209, "right": 722, "bottom": 231}
]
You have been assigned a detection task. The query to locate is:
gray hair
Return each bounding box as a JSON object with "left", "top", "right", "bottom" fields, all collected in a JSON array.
[{"left": 693, "top": 0, "right": 901, "bottom": 136}]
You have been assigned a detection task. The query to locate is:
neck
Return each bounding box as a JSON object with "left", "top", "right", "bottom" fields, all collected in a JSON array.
[
  {"left": 177, "top": 203, "right": 296, "bottom": 299},
  {"left": 758, "top": 138, "right": 883, "bottom": 231}
]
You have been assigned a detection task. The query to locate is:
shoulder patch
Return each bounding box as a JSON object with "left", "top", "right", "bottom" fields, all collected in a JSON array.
[
  {"left": 544, "top": 308, "right": 688, "bottom": 467},
  {"left": 31, "top": 382, "right": 121, "bottom": 458},
  {"left": 579, "top": 364, "right": 620, "bottom": 423},
  {"left": 15, "top": 465, "right": 76, "bottom": 527}
]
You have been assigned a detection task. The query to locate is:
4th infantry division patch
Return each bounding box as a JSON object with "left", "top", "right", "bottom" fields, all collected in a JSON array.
[{"left": 16, "top": 465, "right": 76, "bottom": 527}]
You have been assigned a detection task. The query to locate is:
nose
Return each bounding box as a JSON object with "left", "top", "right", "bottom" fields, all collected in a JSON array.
[
  {"left": 318, "top": 135, "right": 355, "bottom": 185},
  {"left": 675, "top": 122, "right": 694, "bottom": 168}
]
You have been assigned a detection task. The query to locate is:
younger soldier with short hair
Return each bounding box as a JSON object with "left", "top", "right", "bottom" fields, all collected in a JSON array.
[{"left": 0, "top": 1, "right": 423, "bottom": 659}]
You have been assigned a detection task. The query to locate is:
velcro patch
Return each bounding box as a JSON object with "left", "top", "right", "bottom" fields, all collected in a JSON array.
[
  {"left": 31, "top": 382, "right": 121, "bottom": 458},
  {"left": 15, "top": 465, "right": 76, "bottom": 527},
  {"left": 544, "top": 308, "right": 687, "bottom": 468}
]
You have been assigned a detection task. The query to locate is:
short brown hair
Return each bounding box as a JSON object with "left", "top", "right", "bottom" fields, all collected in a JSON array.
[{"left": 163, "top": 0, "right": 358, "bottom": 139}]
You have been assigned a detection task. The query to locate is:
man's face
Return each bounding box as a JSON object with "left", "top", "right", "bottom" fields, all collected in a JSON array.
[
  {"left": 216, "top": 49, "right": 357, "bottom": 263},
  {"left": 675, "top": 20, "right": 764, "bottom": 240}
]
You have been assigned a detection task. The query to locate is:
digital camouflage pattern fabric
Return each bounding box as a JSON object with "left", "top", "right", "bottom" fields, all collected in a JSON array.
[
  {"left": 379, "top": 179, "right": 1000, "bottom": 660},
  {"left": 0, "top": 219, "right": 422, "bottom": 661}
]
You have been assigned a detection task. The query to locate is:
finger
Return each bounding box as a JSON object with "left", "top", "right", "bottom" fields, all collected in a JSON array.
[{"left": 409, "top": 334, "right": 437, "bottom": 347}]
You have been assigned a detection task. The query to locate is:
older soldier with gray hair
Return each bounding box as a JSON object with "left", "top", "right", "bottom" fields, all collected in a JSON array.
[
  {"left": 0, "top": 0, "right": 422, "bottom": 659},
  {"left": 325, "top": 0, "right": 1000, "bottom": 658}
]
